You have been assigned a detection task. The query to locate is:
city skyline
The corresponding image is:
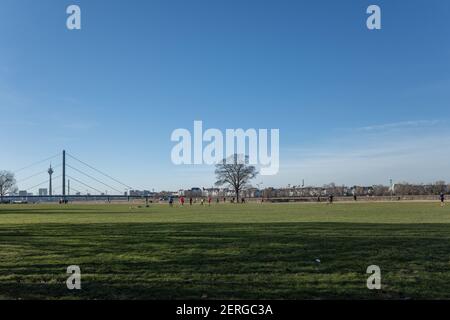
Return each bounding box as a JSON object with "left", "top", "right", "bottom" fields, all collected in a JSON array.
[
  {"left": 7, "top": 146, "right": 450, "bottom": 195},
  {"left": 2, "top": 0, "right": 450, "bottom": 191}
]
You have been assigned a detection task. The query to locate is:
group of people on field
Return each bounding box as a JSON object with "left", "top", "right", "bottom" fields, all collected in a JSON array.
[
  {"left": 168, "top": 196, "right": 246, "bottom": 207},
  {"left": 166, "top": 193, "right": 446, "bottom": 206},
  {"left": 319, "top": 193, "right": 446, "bottom": 206}
]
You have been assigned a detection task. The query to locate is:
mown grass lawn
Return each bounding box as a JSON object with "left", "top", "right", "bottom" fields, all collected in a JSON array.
[{"left": 0, "top": 202, "right": 449, "bottom": 300}]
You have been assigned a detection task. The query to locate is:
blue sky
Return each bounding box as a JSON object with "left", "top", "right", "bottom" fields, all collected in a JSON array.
[{"left": 1, "top": 0, "right": 450, "bottom": 193}]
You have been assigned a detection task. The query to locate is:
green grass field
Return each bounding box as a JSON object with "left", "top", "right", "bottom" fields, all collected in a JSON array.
[{"left": 1, "top": 202, "right": 449, "bottom": 300}]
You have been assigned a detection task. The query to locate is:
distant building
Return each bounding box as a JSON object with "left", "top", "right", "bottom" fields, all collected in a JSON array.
[
  {"left": 129, "top": 190, "right": 156, "bottom": 197},
  {"left": 242, "top": 188, "right": 261, "bottom": 198},
  {"left": 203, "top": 188, "right": 220, "bottom": 197},
  {"left": 39, "top": 188, "right": 48, "bottom": 196},
  {"left": 190, "top": 188, "right": 203, "bottom": 197},
  {"left": 129, "top": 190, "right": 142, "bottom": 196},
  {"left": 18, "top": 190, "right": 28, "bottom": 197}
]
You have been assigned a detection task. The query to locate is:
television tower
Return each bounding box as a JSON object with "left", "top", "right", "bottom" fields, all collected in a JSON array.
[{"left": 48, "top": 165, "right": 54, "bottom": 196}]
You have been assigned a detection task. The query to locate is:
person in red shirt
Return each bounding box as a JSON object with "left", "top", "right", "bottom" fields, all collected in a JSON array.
[
  {"left": 180, "top": 196, "right": 185, "bottom": 206},
  {"left": 208, "top": 197, "right": 212, "bottom": 206}
]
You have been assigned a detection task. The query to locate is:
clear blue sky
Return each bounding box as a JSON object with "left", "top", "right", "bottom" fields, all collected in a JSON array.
[{"left": 1, "top": 0, "right": 449, "bottom": 193}]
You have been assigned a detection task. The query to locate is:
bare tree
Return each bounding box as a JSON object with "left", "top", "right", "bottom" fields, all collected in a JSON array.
[
  {"left": 0, "top": 171, "right": 17, "bottom": 202},
  {"left": 433, "top": 181, "right": 447, "bottom": 194},
  {"left": 215, "top": 154, "right": 258, "bottom": 203}
]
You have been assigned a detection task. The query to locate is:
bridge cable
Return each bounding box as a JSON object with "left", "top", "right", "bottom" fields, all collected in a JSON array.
[
  {"left": 16, "top": 163, "right": 62, "bottom": 184},
  {"left": 13, "top": 153, "right": 60, "bottom": 174},
  {"left": 69, "top": 186, "right": 82, "bottom": 194},
  {"left": 66, "top": 153, "right": 133, "bottom": 190},
  {"left": 22, "top": 174, "right": 62, "bottom": 191},
  {"left": 66, "top": 164, "right": 123, "bottom": 194},
  {"left": 66, "top": 175, "right": 104, "bottom": 195}
]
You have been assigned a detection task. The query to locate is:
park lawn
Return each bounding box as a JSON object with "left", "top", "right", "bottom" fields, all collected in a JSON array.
[{"left": 0, "top": 202, "right": 449, "bottom": 299}]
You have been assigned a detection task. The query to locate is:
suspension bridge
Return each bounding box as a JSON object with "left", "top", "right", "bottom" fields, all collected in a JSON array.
[{"left": 6, "top": 150, "right": 151, "bottom": 202}]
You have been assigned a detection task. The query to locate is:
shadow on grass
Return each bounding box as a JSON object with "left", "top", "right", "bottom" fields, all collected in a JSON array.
[
  {"left": 0, "top": 208, "right": 112, "bottom": 215},
  {"left": 1, "top": 222, "right": 449, "bottom": 299}
]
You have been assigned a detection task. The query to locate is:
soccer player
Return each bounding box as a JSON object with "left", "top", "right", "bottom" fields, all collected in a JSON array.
[
  {"left": 208, "top": 197, "right": 212, "bottom": 206},
  {"left": 440, "top": 192, "right": 445, "bottom": 207},
  {"left": 328, "top": 194, "right": 334, "bottom": 204},
  {"left": 169, "top": 196, "right": 174, "bottom": 207},
  {"left": 180, "top": 196, "right": 185, "bottom": 206},
  {"left": 189, "top": 197, "right": 193, "bottom": 206}
]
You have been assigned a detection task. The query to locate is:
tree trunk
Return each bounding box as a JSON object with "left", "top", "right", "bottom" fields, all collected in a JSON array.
[{"left": 235, "top": 189, "right": 239, "bottom": 204}]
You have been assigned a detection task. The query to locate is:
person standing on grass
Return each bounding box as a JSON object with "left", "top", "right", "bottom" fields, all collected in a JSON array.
[
  {"left": 189, "top": 197, "right": 193, "bottom": 206},
  {"left": 440, "top": 192, "right": 445, "bottom": 207},
  {"left": 201, "top": 198, "right": 204, "bottom": 206},
  {"left": 208, "top": 197, "right": 212, "bottom": 206},
  {"left": 169, "top": 196, "right": 174, "bottom": 207},
  {"left": 328, "top": 194, "right": 334, "bottom": 204},
  {"left": 180, "top": 196, "right": 185, "bottom": 206}
]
